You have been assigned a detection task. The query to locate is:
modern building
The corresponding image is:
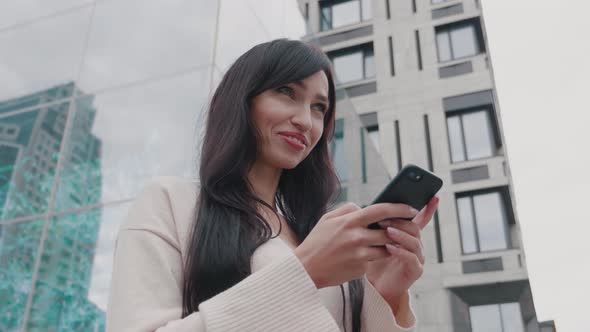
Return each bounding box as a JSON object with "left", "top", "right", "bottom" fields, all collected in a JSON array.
[
  {"left": 297, "top": 0, "right": 553, "bottom": 331},
  {"left": 0, "top": 83, "right": 104, "bottom": 331}
]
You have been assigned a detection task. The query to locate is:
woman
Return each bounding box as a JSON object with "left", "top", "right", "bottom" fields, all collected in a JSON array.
[{"left": 106, "top": 39, "right": 439, "bottom": 332}]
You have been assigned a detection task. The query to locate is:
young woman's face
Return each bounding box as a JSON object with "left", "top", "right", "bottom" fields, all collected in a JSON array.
[{"left": 251, "top": 70, "right": 330, "bottom": 170}]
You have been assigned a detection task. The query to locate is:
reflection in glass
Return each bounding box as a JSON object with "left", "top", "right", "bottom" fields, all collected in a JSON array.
[
  {"left": 0, "top": 7, "right": 90, "bottom": 101},
  {"left": 0, "top": 1, "right": 94, "bottom": 30},
  {"left": 367, "top": 126, "right": 380, "bottom": 154},
  {"left": 470, "top": 303, "right": 524, "bottom": 332},
  {"left": 473, "top": 192, "right": 508, "bottom": 251},
  {"left": 470, "top": 304, "right": 503, "bottom": 332},
  {"left": 500, "top": 303, "right": 525, "bottom": 332},
  {"left": 435, "top": 21, "right": 481, "bottom": 62},
  {"left": 0, "top": 83, "right": 73, "bottom": 220},
  {"left": 26, "top": 203, "right": 129, "bottom": 331},
  {"left": 457, "top": 191, "right": 509, "bottom": 253},
  {"left": 55, "top": 71, "right": 208, "bottom": 211},
  {"left": 463, "top": 111, "right": 494, "bottom": 160},
  {"left": 446, "top": 115, "right": 465, "bottom": 163},
  {"left": 332, "top": 119, "right": 348, "bottom": 182},
  {"left": 457, "top": 196, "right": 477, "bottom": 253},
  {"left": 447, "top": 110, "right": 494, "bottom": 163},
  {"left": 364, "top": 49, "right": 375, "bottom": 79},
  {"left": 451, "top": 25, "right": 479, "bottom": 60},
  {"left": 79, "top": 0, "right": 217, "bottom": 92},
  {"left": 436, "top": 30, "right": 452, "bottom": 62},
  {"left": 332, "top": 52, "right": 364, "bottom": 83},
  {"left": 332, "top": 1, "right": 360, "bottom": 28},
  {"left": 319, "top": 0, "right": 371, "bottom": 31},
  {"left": 0, "top": 218, "right": 45, "bottom": 331}
]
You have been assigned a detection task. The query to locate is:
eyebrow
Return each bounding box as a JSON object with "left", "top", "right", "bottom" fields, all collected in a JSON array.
[{"left": 292, "top": 80, "right": 329, "bottom": 103}]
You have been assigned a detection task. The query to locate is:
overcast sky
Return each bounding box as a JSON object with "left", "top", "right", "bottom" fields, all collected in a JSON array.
[{"left": 481, "top": 1, "right": 590, "bottom": 330}]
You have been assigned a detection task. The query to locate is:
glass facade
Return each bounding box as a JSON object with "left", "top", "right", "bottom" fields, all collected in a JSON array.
[{"left": 0, "top": 0, "right": 307, "bottom": 330}]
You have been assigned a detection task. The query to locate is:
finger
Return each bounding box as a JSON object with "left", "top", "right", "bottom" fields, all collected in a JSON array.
[
  {"left": 414, "top": 196, "right": 439, "bottom": 230},
  {"left": 364, "top": 246, "right": 391, "bottom": 261},
  {"left": 357, "top": 228, "right": 395, "bottom": 247},
  {"left": 377, "top": 219, "right": 421, "bottom": 239},
  {"left": 386, "top": 227, "right": 424, "bottom": 264},
  {"left": 324, "top": 202, "right": 361, "bottom": 220},
  {"left": 385, "top": 244, "right": 424, "bottom": 276},
  {"left": 347, "top": 203, "right": 419, "bottom": 228}
]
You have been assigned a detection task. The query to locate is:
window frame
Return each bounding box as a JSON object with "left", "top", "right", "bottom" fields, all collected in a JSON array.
[
  {"left": 469, "top": 302, "right": 525, "bottom": 332},
  {"left": 435, "top": 18, "right": 485, "bottom": 63},
  {"left": 445, "top": 105, "right": 500, "bottom": 163},
  {"left": 319, "top": 0, "right": 372, "bottom": 31},
  {"left": 328, "top": 43, "right": 375, "bottom": 84},
  {"left": 455, "top": 187, "right": 513, "bottom": 255}
]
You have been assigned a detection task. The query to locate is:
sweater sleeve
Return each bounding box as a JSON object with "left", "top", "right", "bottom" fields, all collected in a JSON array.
[
  {"left": 106, "top": 179, "right": 342, "bottom": 332},
  {"left": 360, "top": 275, "right": 417, "bottom": 332}
]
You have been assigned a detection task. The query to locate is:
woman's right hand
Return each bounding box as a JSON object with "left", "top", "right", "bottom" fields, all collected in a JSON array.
[{"left": 293, "top": 202, "right": 420, "bottom": 289}]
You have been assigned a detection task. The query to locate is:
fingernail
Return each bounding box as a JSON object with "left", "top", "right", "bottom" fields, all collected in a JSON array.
[
  {"left": 410, "top": 207, "right": 419, "bottom": 215},
  {"left": 387, "top": 227, "right": 399, "bottom": 235},
  {"left": 378, "top": 221, "right": 389, "bottom": 228}
]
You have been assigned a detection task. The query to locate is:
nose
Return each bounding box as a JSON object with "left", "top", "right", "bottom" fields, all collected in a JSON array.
[{"left": 290, "top": 104, "right": 313, "bottom": 132}]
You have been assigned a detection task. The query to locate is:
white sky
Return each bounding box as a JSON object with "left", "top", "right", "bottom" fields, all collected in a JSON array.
[{"left": 481, "top": 1, "right": 590, "bottom": 330}]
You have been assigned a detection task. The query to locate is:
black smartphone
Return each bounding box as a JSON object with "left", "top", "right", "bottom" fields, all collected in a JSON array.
[{"left": 367, "top": 164, "right": 443, "bottom": 229}]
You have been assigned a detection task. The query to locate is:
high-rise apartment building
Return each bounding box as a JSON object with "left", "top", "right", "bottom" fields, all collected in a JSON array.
[{"left": 298, "top": 0, "right": 552, "bottom": 330}]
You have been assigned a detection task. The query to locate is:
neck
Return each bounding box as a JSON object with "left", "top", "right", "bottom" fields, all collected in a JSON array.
[{"left": 247, "top": 159, "right": 282, "bottom": 213}]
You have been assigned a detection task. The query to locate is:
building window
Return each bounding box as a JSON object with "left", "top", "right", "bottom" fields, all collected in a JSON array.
[
  {"left": 446, "top": 108, "right": 498, "bottom": 163},
  {"left": 366, "top": 125, "right": 380, "bottom": 154},
  {"left": 435, "top": 18, "right": 485, "bottom": 62},
  {"left": 470, "top": 303, "right": 525, "bottom": 332},
  {"left": 432, "top": 0, "right": 449, "bottom": 3},
  {"left": 320, "top": 0, "right": 372, "bottom": 31},
  {"left": 331, "top": 119, "right": 348, "bottom": 181},
  {"left": 456, "top": 189, "right": 510, "bottom": 254},
  {"left": 329, "top": 43, "right": 374, "bottom": 84}
]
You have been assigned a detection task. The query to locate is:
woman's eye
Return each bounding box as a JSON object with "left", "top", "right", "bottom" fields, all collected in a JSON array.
[
  {"left": 277, "top": 86, "right": 294, "bottom": 97},
  {"left": 313, "top": 103, "right": 328, "bottom": 113}
]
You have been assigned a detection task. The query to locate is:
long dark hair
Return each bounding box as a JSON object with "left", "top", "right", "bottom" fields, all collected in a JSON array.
[{"left": 182, "top": 38, "right": 365, "bottom": 332}]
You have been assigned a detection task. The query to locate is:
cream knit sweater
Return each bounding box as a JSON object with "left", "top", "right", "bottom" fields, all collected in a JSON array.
[{"left": 106, "top": 176, "right": 416, "bottom": 331}]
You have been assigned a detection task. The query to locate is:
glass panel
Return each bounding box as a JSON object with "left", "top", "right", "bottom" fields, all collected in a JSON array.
[
  {"left": 0, "top": 218, "right": 45, "bottom": 331},
  {"left": 364, "top": 50, "right": 375, "bottom": 79},
  {"left": 470, "top": 304, "right": 502, "bottom": 332},
  {"left": 0, "top": 1, "right": 94, "bottom": 30},
  {"left": 450, "top": 24, "right": 479, "bottom": 59},
  {"left": 367, "top": 128, "right": 380, "bottom": 154},
  {"left": 215, "top": 0, "right": 305, "bottom": 71},
  {"left": 333, "top": 51, "right": 364, "bottom": 84},
  {"left": 78, "top": 0, "right": 217, "bottom": 93},
  {"left": 0, "top": 100, "right": 70, "bottom": 220},
  {"left": 0, "top": 7, "right": 91, "bottom": 101},
  {"left": 332, "top": 0, "right": 361, "bottom": 28},
  {"left": 27, "top": 202, "right": 130, "bottom": 331},
  {"left": 54, "top": 70, "right": 209, "bottom": 211},
  {"left": 457, "top": 197, "right": 478, "bottom": 253},
  {"left": 361, "top": 0, "right": 372, "bottom": 21},
  {"left": 333, "top": 136, "right": 348, "bottom": 182},
  {"left": 321, "top": 6, "right": 332, "bottom": 31},
  {"left": 446, "top": 115, "right": 465, "bottom": 163},
  {"left": 436, "top": 31, "right": 452, "bottom": 62},
  {"left": 463, "top": 110, "right": 494, "bottom": 160},
  {"left": 500, "top": 302, "right": 525, "bottom": 332},
  {"left": 473, "top": 192, "right": 508, "bottom": 251}
]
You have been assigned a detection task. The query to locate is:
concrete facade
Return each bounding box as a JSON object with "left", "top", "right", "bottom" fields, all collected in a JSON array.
[{"left": 298, "top": 0, "right": 549, "bottom": 331}]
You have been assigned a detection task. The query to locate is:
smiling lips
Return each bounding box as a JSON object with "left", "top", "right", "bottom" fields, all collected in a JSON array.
[{"left": 278, "top": 132, "right": 307, "bottom": 151}]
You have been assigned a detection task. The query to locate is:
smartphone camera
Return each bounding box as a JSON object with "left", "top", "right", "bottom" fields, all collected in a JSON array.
[{"left": 408, "top": 170, "right": 423, "bottom": 182}]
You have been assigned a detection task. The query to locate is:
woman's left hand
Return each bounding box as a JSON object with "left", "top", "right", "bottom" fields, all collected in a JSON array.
[{"left": 365, "top": 196, "right": 439, "bottom": 309}]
